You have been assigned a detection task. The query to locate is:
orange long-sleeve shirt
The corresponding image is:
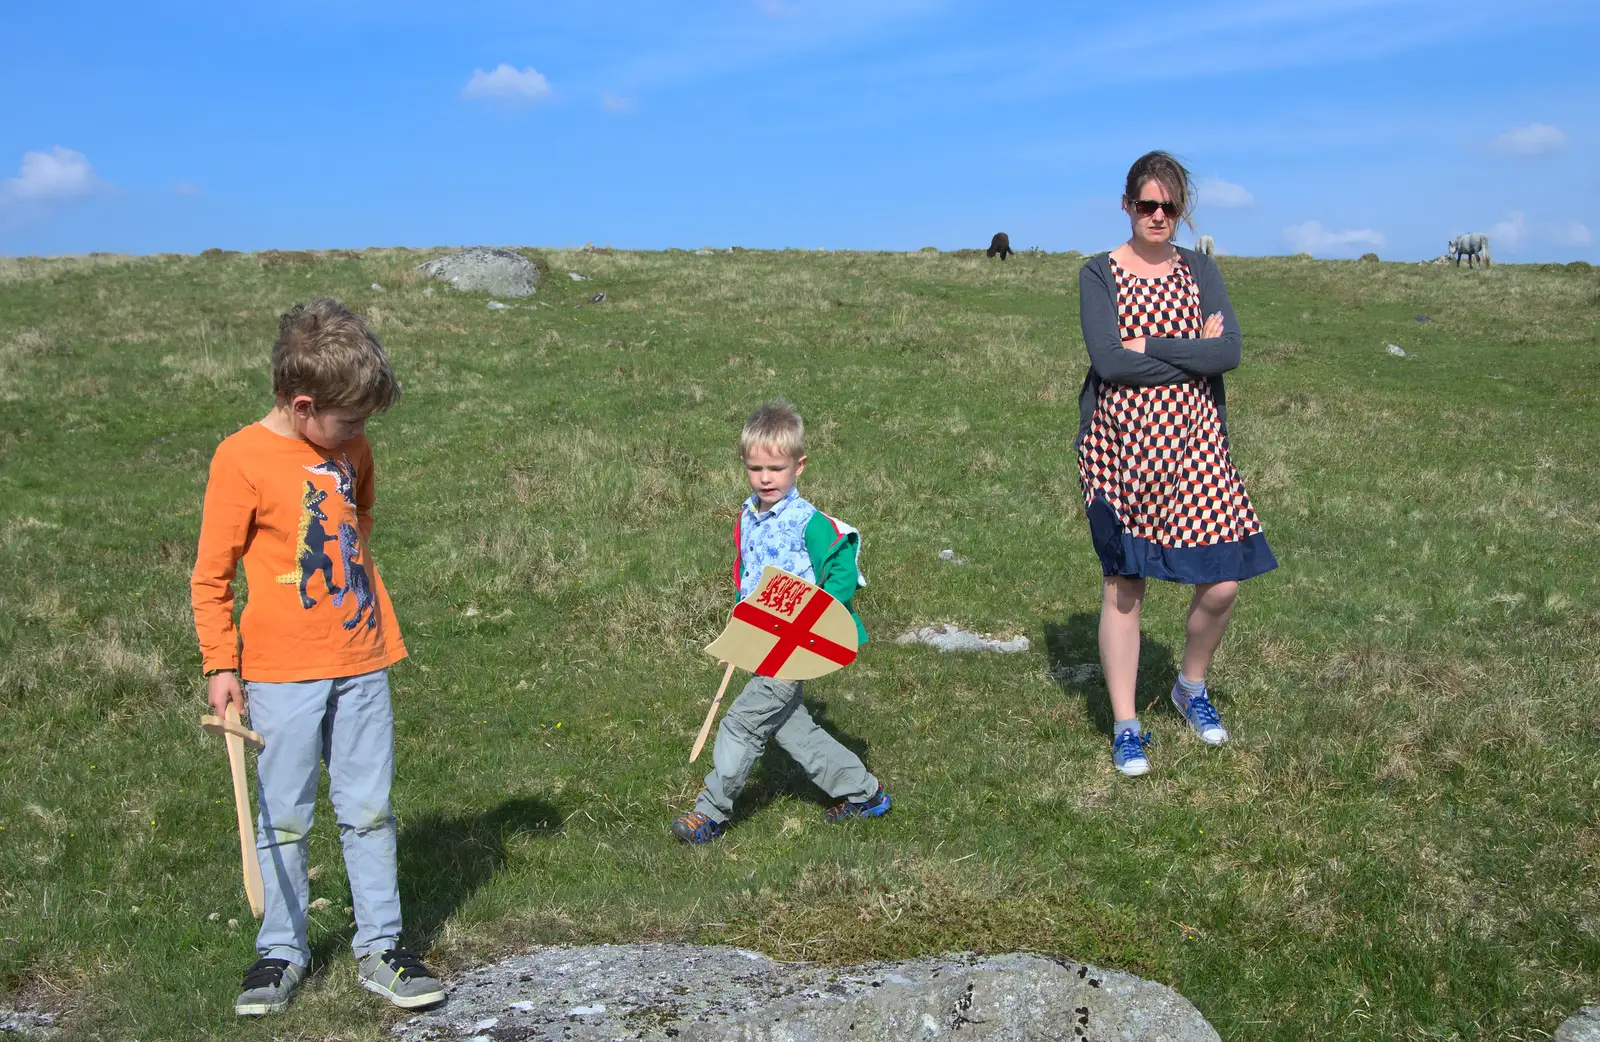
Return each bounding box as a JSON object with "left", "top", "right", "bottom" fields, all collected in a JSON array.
[{"left": 191, "top": 423, "right": 406, "bottom": 682}]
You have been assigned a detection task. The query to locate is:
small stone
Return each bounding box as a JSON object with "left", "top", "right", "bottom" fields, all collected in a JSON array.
[
  {"left": 568, "top": 272, "right": 590, "bottom": 280},
  {"left": 1050, "top": 663, "right": 1103, "bottom": 684},
  {"left": 471, "top": 1018, "right": 499, "bottom": 1031},
  {"left": 1413, "top": 314, "right": 1432, "bottom": 322},
  {"left": 897, "top": 624, "right": 1029, "bottom": 654},
  {"left": 938, "top": 549, "right": 968, "bottom": 565},
  {"left": 1386, "top": 344, "right": 1407, "bottom": 357},
  {"left": 487, "top": 300, "right": 511, "bottom": 310},
  {"left": 371, "top": 283, "right": 385, "bottom": 292}
]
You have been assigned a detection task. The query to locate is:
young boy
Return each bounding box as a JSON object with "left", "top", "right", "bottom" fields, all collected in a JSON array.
[
  {"left": 671, "top": 399, "right": 890, "bottom": 844},
  {"left": 191, "top": 299, "right": 445, "bottom": 1015}
]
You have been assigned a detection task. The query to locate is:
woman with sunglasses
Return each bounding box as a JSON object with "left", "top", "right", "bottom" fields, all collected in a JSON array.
[{"left": 1075, "top": 150, "right": 1277, "bottom": 777}]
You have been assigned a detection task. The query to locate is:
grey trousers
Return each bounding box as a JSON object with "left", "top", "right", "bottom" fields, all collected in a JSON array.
[
  {"left": 693, "top": 675, "right": 878, "bottom": 823},
  {"left": 246, "top": 669, "right": 401, "bottom": 967}
]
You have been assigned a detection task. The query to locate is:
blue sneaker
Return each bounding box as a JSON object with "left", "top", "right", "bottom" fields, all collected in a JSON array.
[
  {"left": 671, "top": 811, "right": 726, "bottom": 844},
  {"left": 823, "top": 785, "right": 891, "bottom": 823},
  {"left": 1112, "top": 728, "right": 1152, "bottom": 777},
  {"left": 1171, "top": 681, "right": 1229, "bottom": 745}
]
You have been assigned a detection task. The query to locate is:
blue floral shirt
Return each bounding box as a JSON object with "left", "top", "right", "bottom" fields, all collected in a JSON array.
[{"left": 737, "top": 487, "right": 817, "bottom": 600}]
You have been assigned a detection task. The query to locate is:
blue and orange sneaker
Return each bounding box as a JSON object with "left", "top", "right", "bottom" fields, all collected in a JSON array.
[
  {"left": 1112, "top": 728, "right": 1152, "bottom": 777},
  {"left": 1171, "top": 681, "right": 1229, "bottom": 745},
  {"left": 671, "top": 810, "right": 726, "bottom": 844},
  {"left": 823, "top": 785, "right": 891, "bottom": 823}
]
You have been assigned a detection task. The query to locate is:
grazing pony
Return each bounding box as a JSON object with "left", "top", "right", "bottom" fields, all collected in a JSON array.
[
  {"left": 987, "top": 232, "right": 1012, "bottom": 260},
  {"left": 1196, "top": 235, "right": 1215, "bottom": 257},
  {"left": 1448, "top": 233, "right": 1491, "bottom": 267}
]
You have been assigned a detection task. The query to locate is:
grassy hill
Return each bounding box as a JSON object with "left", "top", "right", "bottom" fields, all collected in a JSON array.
[{"left": 1, "top": 247, "right": 1597, "bottom": 1040}]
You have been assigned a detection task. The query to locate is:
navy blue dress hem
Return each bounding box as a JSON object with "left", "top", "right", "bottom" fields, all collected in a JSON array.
[{"left": 1087, "top": 496, "right": 1278, "bottom": 584}]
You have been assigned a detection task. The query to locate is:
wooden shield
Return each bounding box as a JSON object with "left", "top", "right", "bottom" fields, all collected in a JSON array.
[{"left": 705, "top": 566, "right": 859, "bottom": 680}]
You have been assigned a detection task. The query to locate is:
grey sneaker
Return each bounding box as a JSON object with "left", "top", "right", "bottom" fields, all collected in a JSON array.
[
  {"left": 357, "top": 948, "right": 446, "bottom": 1009},
  {"left": 235, "top": 957, "right": 305, "bottom": 1016}
]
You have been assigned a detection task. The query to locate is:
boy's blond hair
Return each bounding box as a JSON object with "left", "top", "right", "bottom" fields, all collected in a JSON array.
[
  {"left": 271, "top": 298, "right": 401, "bottom": 413},
  {"left": 740, "top": 399, "right": 805, "bottom": 460}
]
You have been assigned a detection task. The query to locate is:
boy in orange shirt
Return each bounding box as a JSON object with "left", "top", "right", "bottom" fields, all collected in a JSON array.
[{"left": 191, "top": 299, "right": 444, "bottom": 1016}]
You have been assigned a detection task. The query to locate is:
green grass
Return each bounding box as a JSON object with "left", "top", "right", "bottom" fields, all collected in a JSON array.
[{"left": 1, "top": 246, "right": 1598, "bottom": 1040}]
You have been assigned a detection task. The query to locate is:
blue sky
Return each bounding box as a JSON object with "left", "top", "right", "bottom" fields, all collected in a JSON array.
[{"left": 2, "top": 0, "right": 1595, "bottom": 261}]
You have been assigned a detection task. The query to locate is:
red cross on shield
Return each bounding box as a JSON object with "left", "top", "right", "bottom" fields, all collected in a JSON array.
[{"left": 704, "top": 566, "right": 859, "bottom": 680}]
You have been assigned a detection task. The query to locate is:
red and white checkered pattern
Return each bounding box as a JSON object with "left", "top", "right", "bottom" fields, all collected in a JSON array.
[{"left": 1078, "top": 256, "right": 1264, "bottom": 549}]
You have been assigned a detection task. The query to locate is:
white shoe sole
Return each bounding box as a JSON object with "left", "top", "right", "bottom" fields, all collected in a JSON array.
[
  {"left": 1115, "top": 759, "right": 1150, "bottom": 777},
  {"left": 235, "top": 998, "right": 288, "bottom": 1016},
  {"left": 359, "top": 975, "right": 446, "bottom": 1008}
]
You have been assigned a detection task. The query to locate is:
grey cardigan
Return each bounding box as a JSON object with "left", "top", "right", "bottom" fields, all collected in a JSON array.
[{"left": 1075, "top": 246, "right": 1241, "bottom": 448}]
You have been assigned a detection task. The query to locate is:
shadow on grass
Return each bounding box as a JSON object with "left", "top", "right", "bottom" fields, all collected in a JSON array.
[
  {"left": 395, "top": 796, "right": 563, "bottom": 952},
  {"left": 741, "top": 695, "right": 873, "bottom": 815},
  {"left": 1042, "top": 613, "right": 1179, "bottom": 737}
]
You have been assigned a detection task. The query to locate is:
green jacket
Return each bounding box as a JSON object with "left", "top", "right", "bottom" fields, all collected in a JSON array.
[{"left": 733, "top": 500, "right": 868, "bottom": 645}]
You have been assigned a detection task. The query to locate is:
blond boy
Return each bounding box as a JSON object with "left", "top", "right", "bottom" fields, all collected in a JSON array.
[{"left": 671, "top": 400, "right": 890, "bottom": 843}]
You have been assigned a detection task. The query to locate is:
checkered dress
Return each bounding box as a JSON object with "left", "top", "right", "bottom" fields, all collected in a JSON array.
[{"left": 1076, "top": 255, "right": 1265, "bottom": 573}]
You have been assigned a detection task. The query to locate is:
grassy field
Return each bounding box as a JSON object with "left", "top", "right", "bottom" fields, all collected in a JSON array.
[{"left": 1, "top": 245, "right": 1597, "bottom": 1041}]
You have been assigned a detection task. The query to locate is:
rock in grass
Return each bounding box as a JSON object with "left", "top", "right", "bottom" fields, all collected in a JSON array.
[
  {"left": 387, "top": 944, "right": 1219, "bottom": 1042},
  {"left": 1558, "top": 1006, "right": 1600, "bottom": 1042},
  {"left": 1386, "top": 343, "right": 1407, "bottom": 357},
  {"left": 938, "top": 549, "right": 968, "bottom": 565},
  {"left": 418, "top": 247, "right": 540, "bottom": 298},
  {"left": 897, "top": 623, "right": 1029, "bottom": 654},
  {"left": 0, "top": 1008, "right": 57, "bottom": 1039}
]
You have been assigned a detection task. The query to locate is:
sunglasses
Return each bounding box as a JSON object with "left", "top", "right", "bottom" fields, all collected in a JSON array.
[{"left": 1131, "top": 199, "right": 1182, "bottom": 218}]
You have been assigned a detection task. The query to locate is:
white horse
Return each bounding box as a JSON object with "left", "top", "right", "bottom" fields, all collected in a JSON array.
[
  {"left": 1448, "top": 233, "right": 1490, "bottom": 267},
  {"left": 1195, "top": 235, "right": 1215, "bottom": 257}
]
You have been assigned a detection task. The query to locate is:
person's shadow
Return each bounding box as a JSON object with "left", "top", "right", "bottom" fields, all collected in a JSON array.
[
  {"left": 741, "top": 695, "right": 873, "bottom": 813},
  {"left": 395, "top": 796, "right": 563, "bottom": 951},
  {"left": 1042, "top": 613, "right": 1179, "bottom": 737}
]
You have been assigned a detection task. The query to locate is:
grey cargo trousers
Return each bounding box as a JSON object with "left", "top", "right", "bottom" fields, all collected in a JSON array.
[{"left": 693, "top": 675, "right": 878, "bottom": 823}]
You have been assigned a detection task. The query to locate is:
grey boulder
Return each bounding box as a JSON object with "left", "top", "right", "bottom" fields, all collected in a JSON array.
[
  {"left": 1558, "top": 1006, "right": 1600, "bottom": 1042},
  {"left": 418, "top": 247, "right": 540, "bottom": 297},
  {"left": 390, "top": 944, "right": 1218, "bottom": 1042}
]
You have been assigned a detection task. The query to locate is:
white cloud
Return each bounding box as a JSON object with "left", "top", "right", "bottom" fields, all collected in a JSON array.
[
  {"left": 600, "top": 91, "right": 635, "bottom": 114},
  {"left": 175, "top": 181, "right": 204, "bottom": 198},
  {"left": 1487, "top": 211, "right": 1527, "bottom": 250},
  {"left": 1197, "top": 177, "right": 1253, "bottom": 209},
  {"left": 1553, "top": 220, "right": 1592, "bottom": 247},
  {"left": 1491, "top": 122, "right": 1566, "bottom": 157},
  {"left": 1283, "top": 220, "right": 1384, "bottom": 255},
  {"left": 461, "top": 64, "right": 552, "bottom": 104},
  {"left": 1, "top": 146, "right": 107, "bottom": 209}
]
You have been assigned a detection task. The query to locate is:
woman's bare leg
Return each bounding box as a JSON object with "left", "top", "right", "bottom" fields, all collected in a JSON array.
[
  {"left": 1100, "top": 576, "right": 1145, "bottom": 722},
  {"left": 1181, "top": 581, "right": 1238, "bottom": 684}
]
